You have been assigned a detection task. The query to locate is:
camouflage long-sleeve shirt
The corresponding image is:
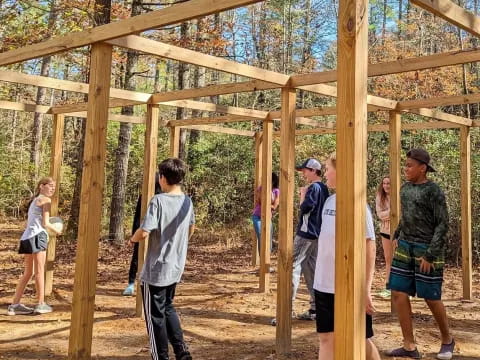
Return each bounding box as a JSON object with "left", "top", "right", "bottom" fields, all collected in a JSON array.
[{"left": 393, "top": 181, "right": 449, "bottom": 262}]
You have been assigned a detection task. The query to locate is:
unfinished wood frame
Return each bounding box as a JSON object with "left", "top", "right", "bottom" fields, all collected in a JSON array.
[
  {"left": 68, "top": 43, "right": 113, "bottom": 360},
  {"left": 45, "top": 113, "right": 64, "bottom": 296},
  {"left": 259, "top": 120, "right": 273, "bottom": 292},
  {"left": 135, "top": 105, "right": 160, "bottom": 316},
  {"left": 276, "top": 88, "right": 296, "bottom": 354},
  {"left": 460, "top": 125, "right": 472, "bottom": 300},
  {"left": 170, "top": 126, "right": 180, "bottom": 158},
  {"left": 334, "top": 0, "right": 369, "bottom": 356},
  {"left": 252, "top": 133, "right": 263, "bottom": 266}
]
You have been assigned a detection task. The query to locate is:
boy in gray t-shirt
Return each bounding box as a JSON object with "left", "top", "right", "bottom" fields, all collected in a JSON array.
[{"left": 130, "top": 158, "right": 195, "bottom": 360}]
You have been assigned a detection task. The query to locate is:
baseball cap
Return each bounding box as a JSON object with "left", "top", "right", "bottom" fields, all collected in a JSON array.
[
  {"left": 295, "top": 158, "right": 322, "bottom": 171},
  {"left": 406, "top": 148, "right": 436, "bottom": 172}
]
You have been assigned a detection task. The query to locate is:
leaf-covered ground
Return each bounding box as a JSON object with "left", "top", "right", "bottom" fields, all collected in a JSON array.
[{"left": 1, "top": 220, "right": 479, "bottom": 359}]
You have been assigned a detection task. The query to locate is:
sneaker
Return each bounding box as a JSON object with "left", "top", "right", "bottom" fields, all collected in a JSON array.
[
  {"left": 174, "top": 343, "right": 192, "bottom": 360},
  {"left": 7, "top": 303, "right": 34, "bottom": 315},
  {"left": 271, "top": 311, "right": 297, "bottom": 326},
  {"left": 34, "top": 303, "right": 52, "bottom": 314},
  {"left": 437, "top": 339, "right": 455, "bottom": 360},
  {"left": 122, "top": 283, "right": 135, "bottom": 296},
  {"left": 297, "top": 309, "right": 316, "bottom": 321},
  {"left": 386, "top": 347, "right": 421, "bottom": 359},
  {"left": 377, "top": 289, "right": 391, "bottom": 298}
]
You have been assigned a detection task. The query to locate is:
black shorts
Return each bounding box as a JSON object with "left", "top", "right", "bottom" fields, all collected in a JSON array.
[
  {"left": 379, "top": 232, "right": 391, "bottom": 240},
  {"left": 18, "top": 231, "right": 48, "bottom": 254},
  {"left": 314, "top": 290, "right": 374, "bottom": 338}
]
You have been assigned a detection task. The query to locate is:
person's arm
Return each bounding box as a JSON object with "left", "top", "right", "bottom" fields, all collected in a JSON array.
[
  {"left": 365, "top": 237, "right": 376, "bottom": 315},
  {"left": 375, "top": 196, "right": 390, "bottom": 220},
  {"left": 39, "top": 198, "right": 61, "bottom": 235},
  {"left": 271, "top": 190, "right": 280, "bottom": 211},
  {"left": 424, "top": 187, "right": 449, "bottom": 263},
  {"left": 130, "top": 228, "right": 149, "bottom": 243},
  {"left": 299, "top": 184, "right": 318, "bottom": 213},
  {"left": 189, "top": 224, "right": 195, "bottom": 240}
]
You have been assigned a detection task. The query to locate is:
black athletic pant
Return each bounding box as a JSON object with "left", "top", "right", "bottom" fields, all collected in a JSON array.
[
  {"left": 128, "top": 242, "right": 139, "bottom": 284},
  {"left": 141, "top": 282, "right": 186, "bottom": 360}
]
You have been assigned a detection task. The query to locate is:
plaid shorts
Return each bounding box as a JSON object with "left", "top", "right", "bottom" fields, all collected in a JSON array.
[{"left": 388, "top": 239, "right": 444, "bottom": 300}]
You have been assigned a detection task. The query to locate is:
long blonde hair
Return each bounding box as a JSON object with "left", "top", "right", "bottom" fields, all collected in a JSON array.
[
  {"left": 35, "top": 177, "right": 55, "bottom": 197},
  {"left": 376, "top": 176, "right": 389, "bottom": 209},
  {"left": 327, "top": 152, "right": 336, "bottom": 168}
]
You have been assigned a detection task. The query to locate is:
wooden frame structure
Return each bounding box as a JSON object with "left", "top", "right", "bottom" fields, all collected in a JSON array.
[{"left": 0, "top": 0, "right": 477, "bottom": 357}]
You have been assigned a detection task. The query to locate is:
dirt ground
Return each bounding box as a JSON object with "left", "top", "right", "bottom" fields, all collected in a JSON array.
[{"left": 0, "top": 220, "right": 479, "bottom": 360}]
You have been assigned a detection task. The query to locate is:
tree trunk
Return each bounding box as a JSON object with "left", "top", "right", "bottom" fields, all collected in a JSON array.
[
  {"left": 66, "top": 0, "right": 111, "bottom": 240},
  {"left": 177, "top": 22, "right": 189, "bottom": 160},
  {"left": 108, "top": 0, "right": 141, "bottom": 243},
  {"left": 30, "top": 0, "right": 57, "bottom": 182}
]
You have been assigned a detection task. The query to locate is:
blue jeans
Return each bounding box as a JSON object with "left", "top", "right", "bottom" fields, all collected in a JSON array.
[{"left": 251, "top": 214, "right": 273, "bottom": 253}]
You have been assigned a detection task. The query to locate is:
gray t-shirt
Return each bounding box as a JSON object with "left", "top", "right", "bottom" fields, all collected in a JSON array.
[{"left": 140, "top": 193, "right": 195, "bottom": 287}]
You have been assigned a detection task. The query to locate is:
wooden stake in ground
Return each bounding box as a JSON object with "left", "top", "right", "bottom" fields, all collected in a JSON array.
[
  {"left": 460, "top": 125, "right": 472, "bottom": 300},
  {"left": 252, "top": 133, "right": 263, "bottom": 267},
  {"left": 45, "top": 113, "right": 64, "bottom": 296},
  {"left": 136, "top": 105, "right": 159, "bottom": 316},
  {"left": 259, "top": 120, "right": 273, "bottom": 292},
  {"left": 68, "top": 43, "right": 112, "bottom": 360},
  {"left": 276, "top": 88, "right": 296, "bottom": 355},
  {"left": 334, "top": 0, "right": 368, "bottom": 355}
]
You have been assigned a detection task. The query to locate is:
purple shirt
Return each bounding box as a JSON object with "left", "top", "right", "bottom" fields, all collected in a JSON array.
[{"left": 252, "top": 187, "right": 280, "bottom": 216}]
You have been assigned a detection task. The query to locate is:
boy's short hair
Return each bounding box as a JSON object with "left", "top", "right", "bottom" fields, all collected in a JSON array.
[
  {"left": 158, "top": 158, "right": 186, "bottom": 185},
  {"left": 327, "top": 152, "right": 336, "bottom": 169}
]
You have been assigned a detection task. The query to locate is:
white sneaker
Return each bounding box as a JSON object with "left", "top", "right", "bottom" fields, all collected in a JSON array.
[
  {"left": 34, "top": 303, "right": 53, "bottom": 314},
  {"left": 7, "top": 303, "right": 34, "bottom": 315}
]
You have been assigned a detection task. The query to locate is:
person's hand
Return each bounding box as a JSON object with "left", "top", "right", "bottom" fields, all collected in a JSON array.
[
  {"left": 392, "top": 239, "right": 398, "bottom": 252},
  {"left": 419, "top": 257, "right": 434, "bottom": 273},
  {"left": 128, "top": 237, "right": 137, "bottom": 247},
  {"left": 366, "top": 293, "right": 376, "bottom": 315},
  {"left": 299, "top": 186, "right": 308, "bottom": 196}
]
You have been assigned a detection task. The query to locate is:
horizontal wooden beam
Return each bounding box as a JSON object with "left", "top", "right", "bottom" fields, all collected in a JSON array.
[
  {"left": 179, "top": 124, "right": 255, "bottom": 136},
  {"left": 273, "top": 120, "right": 480, "bottom": 136},
  {"left": 404, "top": 108, "right": 472, "bottom": 126},
  {"left": 0, "top": 0, "right": 262, "bottom": 66},
  {"left": 161, "top": 99, "right": 267, "bottom": 119},
  {"left": 290, "top": 48, "right": 480, "bottom": 86},
  {"left": 167, "top": 115, "right": 250, "bottom": 127},
  {"left": 0, "top": 70, "right": 151, "bottom": 103},
  {"left": 398, "top": 93, "right": 480, "bottom": 110},
  {"left": 0, "top": 100, "right": 145, "bottom": 123},
  {"left": 411, "top": 0, "right": 480, "bottom": 37},
  {"left": 150, "top": 81, "right": 279, "bottom": 103},
  {"left": 49, "top": 99, "right": 144, "bottom": 114},
  {"left": 108, "top": 36, "right": 289, "bottom": 85}
]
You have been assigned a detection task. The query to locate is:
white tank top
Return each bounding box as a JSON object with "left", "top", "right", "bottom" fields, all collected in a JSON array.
[{"left": 20, "top": 196, "right": 48, "bottom": 241}]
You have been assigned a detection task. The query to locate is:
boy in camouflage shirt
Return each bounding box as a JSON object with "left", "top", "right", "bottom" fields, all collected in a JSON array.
[{"left": 387, "top": 149, "right": 454, "bottom": 360}]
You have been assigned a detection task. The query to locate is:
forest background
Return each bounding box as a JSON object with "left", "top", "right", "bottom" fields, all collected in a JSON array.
[{"left": 0, "top": 0, "right": 478, "bottom": 264}]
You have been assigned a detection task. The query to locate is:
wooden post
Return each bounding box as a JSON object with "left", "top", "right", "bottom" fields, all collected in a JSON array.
[
  {"left": 334, "top": 0, "right": 368, "bottom": 355},
  {"left": 460, "top": 125, "right": 472, "bottom": 300},
  {"left": 45, "top": 113, "right": 64, "bottom": 296},
  {"left": 276, "top": 88, "right": 296, "bottom": 355},
  {"left": 259, "top": 121, "right": 273, "bottom": 292},
  {"left": 252, "top": 132, "right": 263, "bottom": 266},
  {"left": 135, "top": 104, "right": 160, "bottom": 316},
  {"left": 68, "top": 43, "right": 112, "bottom": 360},
  {"left": 170, "top": 126, "right": 180, "bottom": 157},
  {"left": 389, "top": 111, "right": 402, "bottom": 313}
]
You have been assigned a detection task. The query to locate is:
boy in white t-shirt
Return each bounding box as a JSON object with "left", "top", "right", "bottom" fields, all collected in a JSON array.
[{"left": 313, "top": 152, "right": 380, "bottom": 360}]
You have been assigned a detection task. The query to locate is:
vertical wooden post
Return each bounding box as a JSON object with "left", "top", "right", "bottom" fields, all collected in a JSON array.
[
  {"left": 136, "top": 104, "right": 160, "bottom": 316},
  {"left": 335, "top": 0, "right": 368, "bottom": 355},
  {"left": 460, "top": 125, "right": 472, "bottom": 300},
  {"left": 252, "top": 132, "right": 263, "bottom": 267},
  {"left": 276, "top": 88, "right": 296, "bottom": 355},
  {"left": 259, "top": 120, "right": 273, "bottom": 292},
  {"left": 45, "top": 113, "right": 64, "bottom": 296},
  {"left": 68, "top": 43, "right": 112, "bottom": 360},
  {"left": 170, "top": 126, "right": 180, "bottom": 157},
  {"left": 389, "top": 112, "right": 401, "bottom": 240},
  {"left": 389, "top": 111, "right": 402, "bottom": 314}
]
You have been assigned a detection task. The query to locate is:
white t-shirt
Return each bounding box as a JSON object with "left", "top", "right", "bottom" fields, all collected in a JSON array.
[{"left": 313, "top": 194, "right": 376, "bottom": 294}]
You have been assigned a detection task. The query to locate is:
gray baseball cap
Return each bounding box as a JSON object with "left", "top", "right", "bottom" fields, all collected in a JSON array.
[{"left": 295, "top": 158, "right": 322, "bottom": 171}]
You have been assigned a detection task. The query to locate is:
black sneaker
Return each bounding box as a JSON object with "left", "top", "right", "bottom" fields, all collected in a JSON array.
[{"left": 174, "top": 343, "right": 192, "bottom": 360}]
